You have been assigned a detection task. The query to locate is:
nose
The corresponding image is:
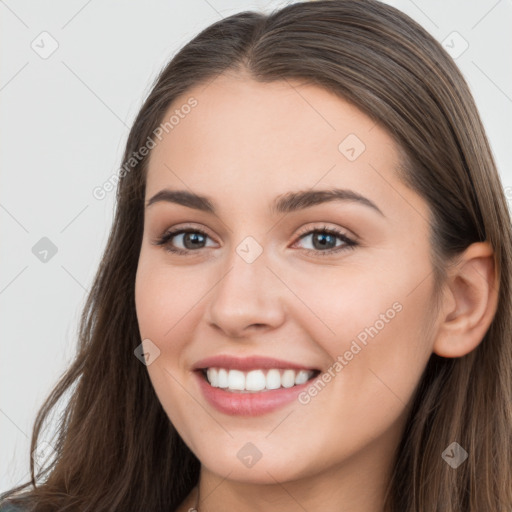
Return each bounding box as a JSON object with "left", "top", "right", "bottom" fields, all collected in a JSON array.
[{"left": 205, "top": 246, "right": 286, "bottom": 339}]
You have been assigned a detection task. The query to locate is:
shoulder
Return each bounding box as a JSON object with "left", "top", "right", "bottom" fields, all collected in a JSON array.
[{"left": 0, "top": 502, "right": 26, "bottom": 512}]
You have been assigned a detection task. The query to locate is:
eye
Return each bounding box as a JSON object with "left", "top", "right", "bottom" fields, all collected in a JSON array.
[
  {"left": 152, "top": 225, "right": 216, "bottom": 256},
  {"left": 152, "top": 223, "right": 358, "bottom": 257},
  {"left": 292, "top": 225, "right": 358, "bottom": 256}
]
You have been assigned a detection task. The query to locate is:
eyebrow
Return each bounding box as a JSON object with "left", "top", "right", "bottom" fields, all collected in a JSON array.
[{"left": 146, "top": 188, "right": 384, "bottom": 217}]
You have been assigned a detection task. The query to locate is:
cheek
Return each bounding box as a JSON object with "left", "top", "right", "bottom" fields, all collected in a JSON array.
[
  {"left": 134, "top": 254, "right": 205, "bottom": 341},
  {"left": 287, "top": 263, "right": 406, "bottom": 352},
  {"left": 288, "top": 275, "right": 433, "bottom": 470},
  {"left": 298, "top": 260, "right": 433, "bottom": 408},
  {"left": 135, "top": 257, "right": 211, "bottom": 449}
]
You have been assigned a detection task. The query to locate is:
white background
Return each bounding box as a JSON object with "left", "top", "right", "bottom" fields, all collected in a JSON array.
[{"left": 1, "top": 0, "right": 511, "bottom": 493}]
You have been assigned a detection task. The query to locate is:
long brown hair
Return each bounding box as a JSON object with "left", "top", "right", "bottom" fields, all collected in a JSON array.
[{"left": 2, "top": 0, "right": 511, "bottom": 510}]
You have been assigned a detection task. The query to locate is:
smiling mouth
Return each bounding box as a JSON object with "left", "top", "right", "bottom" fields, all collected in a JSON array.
[{"left": 199, "top": 367, "right": 321, "bottom": 393}]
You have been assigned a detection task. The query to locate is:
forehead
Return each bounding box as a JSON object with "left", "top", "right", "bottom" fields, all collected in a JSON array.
[{"left": 144, "top": 72, "right": 426, "bottom": 225}]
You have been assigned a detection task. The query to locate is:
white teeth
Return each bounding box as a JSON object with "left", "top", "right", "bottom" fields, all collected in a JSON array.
[
  {"left": 228, "top": 369, "right": 245, "bottom": 390},
  {"left": 204, "top": 368, "right": 315, "bottom": 392},
  {"left": 245, "top": 370, "right": 266, "bottom": 391},
  {"left": 206, "top": 368, "right": 218, "bottom": 387},
  {"left": 218, "top": 368, "right": 229, "bottom": 388},
  {"left": 294, "top": 370, "right": 310, "bottom": 385},
  {"left": 266, "top": 369, "right": 281, "bottom": 390},
  {"left": 282, "top": 369, "right": 295, "bottom": 388}
]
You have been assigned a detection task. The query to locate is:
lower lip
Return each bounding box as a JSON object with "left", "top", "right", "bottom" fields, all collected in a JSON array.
[{"left": 194, "top": 371, "right": 314, "bottom": 416}]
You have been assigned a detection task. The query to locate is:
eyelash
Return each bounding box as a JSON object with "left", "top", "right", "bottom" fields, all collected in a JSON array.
[{"left": 152, "top": 224, "right": 358, "bottom": 257}]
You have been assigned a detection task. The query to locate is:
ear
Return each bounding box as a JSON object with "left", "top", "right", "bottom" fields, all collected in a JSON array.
[{"left": 433, "top": 241, "right": 499, "bottom": 358}]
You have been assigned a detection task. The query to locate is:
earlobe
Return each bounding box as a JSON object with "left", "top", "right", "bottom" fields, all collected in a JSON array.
[{"left": 433, "top": 241, "right": 499, "bottom": 358}]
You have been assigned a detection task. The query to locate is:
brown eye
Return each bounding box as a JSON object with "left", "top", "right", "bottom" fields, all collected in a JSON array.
[
  {"left": 154, "top": 228, "right": 216, "bottom": 255},
  {"left": 293, "top": 225, "right": 357, "bottom": 256}
]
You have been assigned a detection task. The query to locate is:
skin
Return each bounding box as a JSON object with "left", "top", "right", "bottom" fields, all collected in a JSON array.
[{"left": 134, "top": 70, "right": 498, "bottom": 512}]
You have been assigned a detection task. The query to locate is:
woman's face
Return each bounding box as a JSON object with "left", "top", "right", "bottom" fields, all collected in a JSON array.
[{"left": 135, "top": 72, "right": 440, "bottom": 485}]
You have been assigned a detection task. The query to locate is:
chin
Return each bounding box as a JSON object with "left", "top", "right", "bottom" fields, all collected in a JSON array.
[{"left": 196, "top": 445, "right": 314, "bottom": 484}]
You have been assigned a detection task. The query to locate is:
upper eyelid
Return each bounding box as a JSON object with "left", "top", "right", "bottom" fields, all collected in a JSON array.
[
  {"left": 164, "top": 223, "right": 217, "bottom": 240},
  {"left": 295, "top": 224, "right": 354, "bottom": 238}
]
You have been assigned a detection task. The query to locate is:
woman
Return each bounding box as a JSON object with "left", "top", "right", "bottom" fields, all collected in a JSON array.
[{"left": 1, "top": 0, "right": 511, "bottom": 510}]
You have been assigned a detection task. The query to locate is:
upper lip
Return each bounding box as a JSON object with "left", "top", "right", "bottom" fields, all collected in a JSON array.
[{"left": 192, "top": 355, "right": 319, "bottom": 372}]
